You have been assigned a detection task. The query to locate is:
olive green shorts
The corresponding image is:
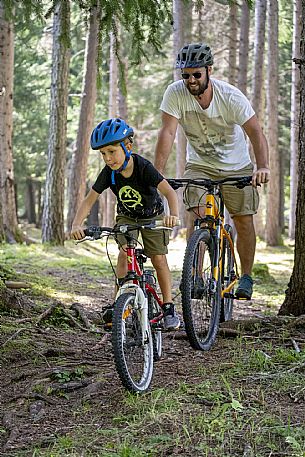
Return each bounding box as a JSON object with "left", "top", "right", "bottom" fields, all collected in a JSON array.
[
  {"left": 115, "top": 214, "right": 170, "bottom": 256},
  {"left": 183, "top": 163, "right": 259, "bottom": 217}
]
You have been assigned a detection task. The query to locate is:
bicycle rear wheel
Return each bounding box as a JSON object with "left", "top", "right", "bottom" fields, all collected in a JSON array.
[
  {"left": 112, "top": 293, "right": 154, "bottom": 393},
  {"left": 220, "top": 224, "right": 235, "bottom": 323},
  {"left": 181, "top": 229, "right": 221, "bottom": 351},
  {"left": 148, "top": 291, "right": 163, "bottom": 362}
]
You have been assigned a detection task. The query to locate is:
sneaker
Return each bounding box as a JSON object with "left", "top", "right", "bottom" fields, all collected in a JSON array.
[
  {"left": 235, "top": 274, "right": 253, "bottom": 300},
  {"left": 102, "top": 304, "right": 114, "bottom": 328},
  {"left": 163, "top": 303, "right": 180, "bottom": 331}
]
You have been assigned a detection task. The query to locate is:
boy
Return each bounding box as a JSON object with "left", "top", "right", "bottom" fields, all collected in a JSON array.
[{"left": 71, "top": 118, "right": 180, "bottom": 330}]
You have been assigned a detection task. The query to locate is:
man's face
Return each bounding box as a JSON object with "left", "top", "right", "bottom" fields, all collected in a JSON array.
[{"left": 181, "top": 67, "right": 211, "bottom": 96}]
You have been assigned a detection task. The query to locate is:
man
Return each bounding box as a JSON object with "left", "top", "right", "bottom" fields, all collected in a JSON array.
[{"left": 154, "top": 43, "right": 270, "bottom": 300}]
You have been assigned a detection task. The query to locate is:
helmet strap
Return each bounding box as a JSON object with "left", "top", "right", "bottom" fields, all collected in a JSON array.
[{"left": 111, "top": 142, "right": 133, "bottom": 185}]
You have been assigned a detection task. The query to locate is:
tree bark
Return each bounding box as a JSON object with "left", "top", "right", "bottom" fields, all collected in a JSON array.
[
  {"left": 251, "top": 0, "right": 267, "bottom": 121},
  {"left": 289, "top": 0, "right": 301, "bottom": 240},
  {"left": 104, "top": 31, "right": 118, "bottom": 227},
  {"left": 173, "top": 0, "right": 188, "bottom": 228},
  {"left": 25, "top": 178, "right": 36, "bottom": 224},
  {"left": 279, "top": 0, "right": 305, "bottom": 315},
  {"left": 266, "top": 0, "right": 280, "bottom": 246},
  {"left": 251, "top": 0, "right": 267, "bottom": 240},
  {"left": 238, "top": 0, "right": 250, "bottom": 96},
  {"left": 228, "top": 1, "right": 238, "bottom": 85},
  {"left": 42, "top": 1, "right": 71, "bottom": 245},
  {"left": 66, "top": 3, "right": 99, "bottom": 231},
  {"left": 0, "top": 2, "right": 18, "bottom": 240}
]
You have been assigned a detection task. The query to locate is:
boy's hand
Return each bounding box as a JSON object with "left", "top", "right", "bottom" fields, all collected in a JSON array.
[
  {"left": 70, "top": 226, "right": 86, "bottom": 240},
  {"left": 163, "top": 215, "right": 179, "bottom": 228}
]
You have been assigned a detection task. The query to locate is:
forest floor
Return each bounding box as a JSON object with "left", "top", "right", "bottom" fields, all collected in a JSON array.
[{"left": 0, "top": 226, "right": 305, "bottom": 457}]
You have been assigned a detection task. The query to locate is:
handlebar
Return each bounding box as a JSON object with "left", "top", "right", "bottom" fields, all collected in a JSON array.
[
  {"left": 167, "top": 176, "right": 253, "bottom": 190},
  {"left": 77, "top": 219, "right": 181, "bottom": 243}
]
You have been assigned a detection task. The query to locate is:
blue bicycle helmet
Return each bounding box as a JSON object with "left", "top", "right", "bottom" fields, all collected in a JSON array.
[
  {"left": 91, "top": 118, "right": 134, "bottom": 184},
  {"left": 90, "top": 118, "right": 134, "bottom": 150}
]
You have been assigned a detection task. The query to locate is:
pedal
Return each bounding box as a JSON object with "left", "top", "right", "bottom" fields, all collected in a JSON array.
[{"left": 223, "top": 293, "right": 235, "bottom": 299}]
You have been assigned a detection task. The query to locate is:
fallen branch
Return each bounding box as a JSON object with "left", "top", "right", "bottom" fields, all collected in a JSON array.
[
  {"left": 5, "top": 281, "right": 31, "bottom": 289},
  {"left": 243, "top": 362, "right": 305, "bottom": 382},
  {"left": 35, "top": 302, "right": 59, "bottom": 325},
  {"left": 71, "top": 302, "right": 92, "bottom": 329},
  {"left": 49, "top": 379, "right": 91, "bottom": 392},
  {"left": 1, "top": 328, "right": 28, "bottom": 347},
  {"left": 290, "top": 338, "right": 301, "bottom": 353}
]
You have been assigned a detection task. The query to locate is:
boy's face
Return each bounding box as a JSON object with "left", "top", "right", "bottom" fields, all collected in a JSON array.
[{"left": 99, "top": 143, "right": 130, "bottom": 170}]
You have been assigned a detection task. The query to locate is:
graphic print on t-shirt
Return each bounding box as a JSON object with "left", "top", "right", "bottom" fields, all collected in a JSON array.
[{"left": 118, "top": 186, "right": 144, "bottom": 211}]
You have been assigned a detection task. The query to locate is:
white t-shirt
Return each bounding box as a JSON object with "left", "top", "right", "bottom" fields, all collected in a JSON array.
[{"left": 160, "top": 78, "right": 255, "bottom": 171}]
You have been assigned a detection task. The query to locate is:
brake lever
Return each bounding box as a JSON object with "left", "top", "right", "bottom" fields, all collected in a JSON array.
[{"left": 75, "top": 236, "right": 95, "bottom": 245}]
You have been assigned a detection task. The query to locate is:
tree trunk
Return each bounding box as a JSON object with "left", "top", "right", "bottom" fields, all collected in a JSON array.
[
  {"left": 228, "top": 1, "right": 238, "bottom": 85},
  {"left": 42, "top": 1, "right": 71, "bottom": 245},
  {"left": 66, "top": 3, "right": 99, "bottom": 231},
  {"left": 0, "top": 2, "right": 18, "bottom": 240},
  {"left": 251, "top": 0, "right": 267, "bottom": 121},
  {"left": 238, "top": 0, "right": 250, "bottom": 95},
  {"left": 289, "top": 0, "right": 301, "bottom": 240},
  {"left": 104, "top": 31, "right": 118, "bottom": 227},
  {"left": 251, "top": 0, "right": 267, "bottom": 240},
  {"left": 265, "top": 0, "right": 280, "bottom": 246},
  {"left": 173, "top": 0, "right": 188, "bottom": 228},
  {"left": 279, "top": 0, "right": 305, "bottom": 315},
  {"left": 25, "top": 178, "right": 36, "bottom": 224}
]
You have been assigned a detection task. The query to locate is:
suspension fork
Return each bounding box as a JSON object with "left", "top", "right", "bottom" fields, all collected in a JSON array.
[{"left": 220, "top": 226, "right": 239, "bottom": 298}]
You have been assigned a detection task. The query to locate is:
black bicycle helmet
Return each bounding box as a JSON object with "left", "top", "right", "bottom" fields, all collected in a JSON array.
[{"left": 175, "top": 43, "right": 214, "bottom": 69}]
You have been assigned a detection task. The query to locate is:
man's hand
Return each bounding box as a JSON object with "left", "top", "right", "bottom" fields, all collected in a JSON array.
[
  {"left": 70, "top": 226, "right": 86, "bottom": 240},
  {"left": 252, "top": 167, "right": 270, "bottom": 187},
  {"left": 163, "top": 215, "right": 179, "bottom": 228}
]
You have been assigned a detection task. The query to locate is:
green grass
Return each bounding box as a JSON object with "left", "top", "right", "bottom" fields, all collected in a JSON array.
[{"left": 1, "top": 235, "right": 302, "bottom": 457}]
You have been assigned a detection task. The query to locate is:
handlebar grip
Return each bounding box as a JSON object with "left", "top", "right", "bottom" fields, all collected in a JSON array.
[
  {"left": 154, "top": 218, "right": 181, "bottom": 227},
  {"left": 167, "top": 179, "right": 184, "bottom": 190}
]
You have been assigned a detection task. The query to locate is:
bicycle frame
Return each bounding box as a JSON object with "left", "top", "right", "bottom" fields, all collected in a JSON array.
[
  {"left": 114, "top": 234, "right": 164, "bottom": 341},
  {"left": 194, "top": 184, "right": 239, "bottom": 298}
]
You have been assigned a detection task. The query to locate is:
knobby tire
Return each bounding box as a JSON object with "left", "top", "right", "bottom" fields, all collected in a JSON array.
[
  {"left": 181, "top": 229, "right": 221, "bottom": 351},
  {"left": 112, "top": 293, "right": 154, "bottom": 393}
]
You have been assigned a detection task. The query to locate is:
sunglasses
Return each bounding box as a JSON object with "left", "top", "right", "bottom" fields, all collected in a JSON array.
[{"left": 181, "top": 72, "right": 203, "bottom": 80}]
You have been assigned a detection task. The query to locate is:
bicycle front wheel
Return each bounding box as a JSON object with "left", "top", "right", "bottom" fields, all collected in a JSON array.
[
  {"left": 181, "top": 229, "right": 221, "bottom": 351},
  {"left": 220, "top": 224, "right": 235, "bottom": 323},
  {"left": 112, "top": 293, "right": 154, "bottom": 393}
]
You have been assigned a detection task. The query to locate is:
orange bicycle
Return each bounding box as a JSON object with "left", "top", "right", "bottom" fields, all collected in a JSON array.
[{"left": 168, "top": 176, "right": 252, "bottom": 351}]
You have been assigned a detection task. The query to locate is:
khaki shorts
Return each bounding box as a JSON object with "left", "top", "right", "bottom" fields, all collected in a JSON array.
[
  {"left": 115, "top": 214, "right": 170, "bottom": 256},
  {"left": 183, "top": 163, "right": 259, "bottom": 217}
]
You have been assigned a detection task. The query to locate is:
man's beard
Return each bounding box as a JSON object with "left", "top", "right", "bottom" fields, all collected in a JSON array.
[{"left": 186, "top": 72, "right": 209, "bottom": 97}]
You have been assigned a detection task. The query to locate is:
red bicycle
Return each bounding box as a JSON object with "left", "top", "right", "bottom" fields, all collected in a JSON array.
[{"left": 80, "top": 221, "right": 174, "bottom": 393}]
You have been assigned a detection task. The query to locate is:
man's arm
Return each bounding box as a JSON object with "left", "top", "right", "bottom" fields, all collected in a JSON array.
[
  {"left": 157, "top": 179, "right": 179, "bottom": 228},
  {"left": 242, "top": 115, "right": 270, "bottom": 187},
  {"left": 154, "top": 112, "right": 179, "bottom": 173}
]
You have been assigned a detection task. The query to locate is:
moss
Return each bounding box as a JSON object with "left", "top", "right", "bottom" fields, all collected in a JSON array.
[{"left": 252, "top": 263, "right": 274, "bottom": 282}]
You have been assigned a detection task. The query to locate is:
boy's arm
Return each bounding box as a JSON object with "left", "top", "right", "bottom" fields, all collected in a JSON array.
[
  {"left": 157, "top": 179, "right": 179, "bottom": 228},
  {"left": 71, "top": 189, "right": 100, "bottom": 240}
]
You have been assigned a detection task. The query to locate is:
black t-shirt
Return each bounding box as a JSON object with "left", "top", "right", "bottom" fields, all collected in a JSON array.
[{"left": 92, "top": 154, "right": 165, "bottom": 218}]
